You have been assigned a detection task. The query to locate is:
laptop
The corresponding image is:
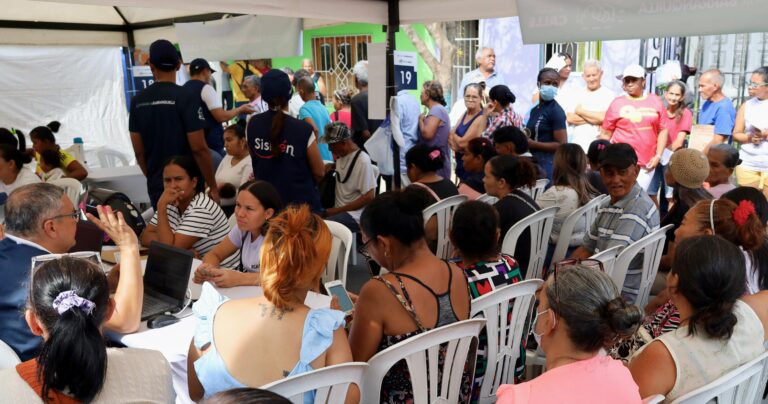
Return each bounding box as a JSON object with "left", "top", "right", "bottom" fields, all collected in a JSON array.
[
  {"left": 141, "top": 241, "right": 194, "bottom": 321},
  {"left": 69, "top": 221, "right": 104, "bottom": 253}
]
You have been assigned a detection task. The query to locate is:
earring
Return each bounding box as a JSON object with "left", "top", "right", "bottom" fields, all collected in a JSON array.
[{"left": 384, "top": 250, "right": 390, "bottom": 258}]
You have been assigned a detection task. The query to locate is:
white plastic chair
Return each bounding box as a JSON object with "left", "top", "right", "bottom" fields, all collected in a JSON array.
[
  {"left": 362, "top": 318, "right": 486, "bottom": 404},
  {"left": 470, "top": 279, "right": 543, "bottom": 404},
  {"left": 50, "top": 178, "right": 84, "bottom": 207},
  {"left": 228, "top": 213, "right": 237, "bottom": 231},
  {"left": 669, "top": 351, "right": 768, "bottom": 404},
  {"left": 610, "top": 224, "right": 673, "bottom": 308},
  {"left": 589, "top": 245, "right": 624, "bottom": 279},
  {"left": 642, "top": 394, "right": 665, "bottom": 404},
  {"left": 323, "top": 220, "right": 353, "bottom": 285},
  {"left": 95, "top": 148, "right": 129, "bottom": 168},
  {"left": 500, "top": 206, "right": 557, "bottom": 281},
  {"left": 0, "top": 339, "right": 20, "bottom": 370},
  {"left": 422, "top": 194, "right": 468, "bottom": 260},
  {"left": 261, "top": 362, "right": 368, "bottom": 404},
  {"left": 476, "top": 193, "right": 498, "bottom": 205},
  {"left": 549, "top": 194, "right": 609, "bottom": 269},
  {"left": 521, "top": 178, "right": 548, "bottom": 200}
]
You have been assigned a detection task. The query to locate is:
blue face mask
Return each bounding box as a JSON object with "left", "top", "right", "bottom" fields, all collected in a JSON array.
[{"left": 539, "top": 85, "right": 558, "bottom": 101}]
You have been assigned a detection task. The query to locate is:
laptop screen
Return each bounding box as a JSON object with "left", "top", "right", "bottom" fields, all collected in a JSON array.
[
  {"left": 144, "top": 241, "right": 194, "bottom": 304},
  {"left": 70, "top": 221, "right": 104, "bottom": 253}
]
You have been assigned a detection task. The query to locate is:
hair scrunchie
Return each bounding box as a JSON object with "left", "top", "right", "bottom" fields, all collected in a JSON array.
[
  {"left": 733, "top": 200, "right": 756, "bottom": 227},
  {"left": 52, "top": 290, "right": 95, "bottom": 316}
]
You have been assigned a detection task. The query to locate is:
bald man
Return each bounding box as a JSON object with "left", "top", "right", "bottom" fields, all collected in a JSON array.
[{"left": 699, "top": 69, "right": 736, "bottom": 151}]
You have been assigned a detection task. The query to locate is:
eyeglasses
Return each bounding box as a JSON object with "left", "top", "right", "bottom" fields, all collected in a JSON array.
[
  {"left": 551, "top": 258, "right": 605, "bottom": 304},
  {"left": 45, "top": 209, "right": 80, "bottom": 223},
  {"left": 30, "top": 251, "right": 104, "bottom": 279},
  {"left": 747, "top": 82, "right": 768, "bottom": 89},
  {"left": 358, "top": 238, "right": 382, "bottom": 276}
]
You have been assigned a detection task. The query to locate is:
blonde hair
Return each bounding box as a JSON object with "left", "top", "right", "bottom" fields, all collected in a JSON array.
[{"left": 260, "top": 205, "right": 332, "bottom": 308}]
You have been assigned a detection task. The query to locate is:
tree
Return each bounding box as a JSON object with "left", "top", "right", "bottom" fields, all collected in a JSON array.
[{"left": 404, "top": 23, "right": 457, "bottom": 102}]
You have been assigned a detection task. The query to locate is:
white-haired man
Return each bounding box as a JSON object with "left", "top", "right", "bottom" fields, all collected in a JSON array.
[
  {"left": 699, "top": 69, "right": 736, "bottom": 151},
  {"left": 458, "top": 47, "right": 506, "bottom": 96},
  {"left": 350, "top": 60, "right": 382, "bottom": 149},
  {"left": 567, "top": 60, "right": 616, "bottom": 152}
]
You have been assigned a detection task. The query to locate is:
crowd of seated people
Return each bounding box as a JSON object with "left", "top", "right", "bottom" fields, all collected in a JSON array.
[{"left": 1, "top": 53, "right": 768, "bottom": 404}]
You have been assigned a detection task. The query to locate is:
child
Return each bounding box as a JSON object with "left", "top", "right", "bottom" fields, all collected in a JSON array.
[{"left": 38, "top": 148, "right": 65, "bottom": 182}]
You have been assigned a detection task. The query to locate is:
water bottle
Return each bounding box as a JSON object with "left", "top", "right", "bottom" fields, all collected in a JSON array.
[{"left": 70, "top": 137, "right": 86, "bottom": 165}]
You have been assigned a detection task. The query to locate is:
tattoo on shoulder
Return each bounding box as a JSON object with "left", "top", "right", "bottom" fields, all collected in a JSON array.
[{"left": 258, "top": 303, "right": 294, "bottom": 320}]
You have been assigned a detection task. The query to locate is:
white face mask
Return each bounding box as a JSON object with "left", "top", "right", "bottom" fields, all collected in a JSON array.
[{"left": 531, "top": 308, "right": 554, "bottom": 346}]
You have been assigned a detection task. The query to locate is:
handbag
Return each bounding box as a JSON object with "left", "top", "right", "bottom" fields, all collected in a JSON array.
[{"left": 318, "top": 150, "right": 363, "bottom": 209}]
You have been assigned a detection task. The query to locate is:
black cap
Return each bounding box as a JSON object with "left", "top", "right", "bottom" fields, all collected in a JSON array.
[
  {"left": 587, "top": 139, "right": 611, "bottom": 164},
  {"left": 491, "top": 126, "right": 529, "bottom": 154},
  {"left": 599, "top": 143, "right": 638, "bottom": 169},
  {"left": 189, "top": 58, "right": 215, "bottom": 75},
  {"left": 149, "top": 39, "right": 180, "bottom": 71},
  {"left": 260, "top": 69, "right": 293, "bottom": 104}
]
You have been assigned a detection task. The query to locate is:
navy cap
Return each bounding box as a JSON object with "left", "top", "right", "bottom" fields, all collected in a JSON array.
[
  {"left": 149, "top": 39, "right": 180, "bottom": 71},
  {"left": 189, "top": 58, "right": 215, "bottom": 75},
  {"left": 599, "top": 143, "right": 638, "bottom": 169},
  {"left": 260, "top": 69, "right": 293, "bottom": 104}
]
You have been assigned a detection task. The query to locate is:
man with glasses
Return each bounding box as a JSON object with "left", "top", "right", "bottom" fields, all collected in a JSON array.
[
  {"left": 570, "top": 144, "right": 660, "bottom": 302},
  {"left": 0, "top": 183, "right": 77, "bottom": 360},
  {"left": 698, "top": 69, "right": 737, "bottom": 152}
]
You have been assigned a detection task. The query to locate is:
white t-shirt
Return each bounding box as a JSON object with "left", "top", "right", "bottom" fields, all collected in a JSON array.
[
  {"left": 334, "top": 150, "right": 377, "bottom": 223},
  {"left": 227, "top": 225, "right": 264, "bottom": 272},
  {"left": 149, "top": 192, "right": 238, "bottom": 267},
  {"left": 41, "top": 167, "right": 65, "bottom": 182},
  {"left": 0, "top": 348, "right": 173, "bottom": 403},
  {"left": 247, "top": 96, "right": 269, "bottom": 122},
  {"left": 288, "top": 93, "right": 305, "bottom": 118},
  {"left": 0, "top": 166, "right": 41, "bottom": 196},
  {"left": 215, "top": 154, "right": 253, "bottom": 206},
  {"left": 738, "top": 97, "right": 768, "bottom": 171},
  {"left": 201, "top": 83, "right": 223, "bottom": 110},
  {"left": 569, "top": 86, "right": 615, "bottom": 152}
]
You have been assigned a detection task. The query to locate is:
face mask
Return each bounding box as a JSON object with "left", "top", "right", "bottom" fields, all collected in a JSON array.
[
  {"left": 539, "top": 85, "right": 558, "bottom": 101},
  {"left": 531, "top": 308, "right": 553, "bottom": 346}
]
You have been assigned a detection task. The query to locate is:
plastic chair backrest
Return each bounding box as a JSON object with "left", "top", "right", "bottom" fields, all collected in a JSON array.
[
  {"left": 363, "top": 318, "right": 486, "bottom": 404},
  {"left": 261, "top": 362, "right": 368, "bottom": 404},
  {"left": 611, "top": 224, "right": 672, "bottom": 307},
  {"left": 422, "top": 195, "right": 468, "bottom": 259},
  {"left": 50, "top": 178, "right": 84, "bottom": 207},
  {"left": 500, "top": 206, "right": 557, "bottom": 281},
  {"left": 323, "top": 220, "right": 353, "bottom": 285},
  {"left": 228, "top": 214, "right": 237, "bottom": 231},
  {"left": 589, "top": 245, "right": 624, "bottom": 279},
  {"left": 476, "top": 193, "right": 498, "bottom": 205},
  {"left": 642, "top": 394, "right": 665, "bottom": 404},
  {"left": 669, "top": 351, "right": 768, "bottom": 404},
  {"left": 0, "top": 339, "right": 20, "bottom": 370},
  {"left": 521, "top": 178, "right": 549, "bottom": 200},
  {"left": 470, "top": 280, "right": 543, "bottom": 403},
  {"left": 95, "top": 148, "right": 129, "bottom": 168},
  {"left": 549, "top": 194, "right": 609, "bottom": 269}
]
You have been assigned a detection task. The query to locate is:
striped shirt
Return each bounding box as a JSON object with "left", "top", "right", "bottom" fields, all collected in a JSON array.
[
  {"left": 582, "top": 183, "right": 659, "bottom": 301},
  {"left": 150, "top": 192, "right": 238, "bottom": 268}
]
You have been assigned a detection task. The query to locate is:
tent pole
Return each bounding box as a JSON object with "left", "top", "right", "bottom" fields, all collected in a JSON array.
[{"left": 387, "top": 0, "right": 401, "bottom": 190}]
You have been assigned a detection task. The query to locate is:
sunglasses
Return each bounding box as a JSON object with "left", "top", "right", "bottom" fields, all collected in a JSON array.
[
  {"left": 30, "top": 251, "right": 103, "bottom": 279},
  {"left": 748, "top": 82, "right": 768, "bottom": 89}
]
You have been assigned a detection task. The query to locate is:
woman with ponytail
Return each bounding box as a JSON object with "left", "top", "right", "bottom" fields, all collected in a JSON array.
[
  {"left": 0, "top": 143, "right": 40, "bottom": 198},
  {"left": 188, "top": 205, "right": 355, "bottom": 402},
  {"left": 496, "top": 264, "right": 644, "bottom": 403},
  {"left": 247, "top": 69, "right": 325, "bottom": 212},
  {"left": 350, "top": 188, "right": 471, "bottom": 402},
  {"left": 29, "top": 122, "right": 88, "bottom": 181},
  {"left": 0, "top": 256, "right": 172, "bottom": 403},
  {"left": 629, "top": 236, "right": 766, "bottom": 401}
]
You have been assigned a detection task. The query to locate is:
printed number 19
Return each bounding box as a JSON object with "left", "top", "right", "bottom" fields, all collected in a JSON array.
[{"left": 400, "top": 70, "right": 412, "bottom": 85}]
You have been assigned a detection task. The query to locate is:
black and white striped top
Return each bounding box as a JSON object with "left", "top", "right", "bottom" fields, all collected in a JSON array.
[{"left": 150, "top": 192, "right": 238, "bottom": 268}]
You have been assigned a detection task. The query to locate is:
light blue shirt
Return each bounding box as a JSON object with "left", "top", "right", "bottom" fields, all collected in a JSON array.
[
  {"left": 458, "top": 69, "right": 506, "bottom": 97},
  {"left": 299, "top": 100, "right": 333, "bottom": 161},
  {"left": 396, "top": 90, "right": 421, "bottom": 174}
]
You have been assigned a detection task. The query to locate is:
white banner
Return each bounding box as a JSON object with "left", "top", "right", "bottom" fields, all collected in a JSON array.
[
  {"left": 517, "top": 0, "right": 766, "bottom": 44},
  {"left": 174, "top": 15, "right": 302, "bottom": 61}
]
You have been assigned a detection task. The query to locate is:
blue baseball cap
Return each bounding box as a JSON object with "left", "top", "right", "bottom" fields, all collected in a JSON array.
[{"left": 149, "top": 39, "right": 180, "bottom": 71}]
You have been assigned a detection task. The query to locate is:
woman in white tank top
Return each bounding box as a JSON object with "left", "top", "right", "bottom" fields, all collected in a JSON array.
[{"left": 733, "top": 67, "right": 768, "bottom": 196}]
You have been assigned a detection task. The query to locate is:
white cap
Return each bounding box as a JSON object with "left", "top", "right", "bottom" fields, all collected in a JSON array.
[{"left": 621, "top": 64, "right": 646, "bottom": 79}]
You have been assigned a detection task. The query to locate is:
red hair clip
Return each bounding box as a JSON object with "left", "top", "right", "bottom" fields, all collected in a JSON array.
[{"left": 733, "top": 200, "right": 756, "bottom": 227}]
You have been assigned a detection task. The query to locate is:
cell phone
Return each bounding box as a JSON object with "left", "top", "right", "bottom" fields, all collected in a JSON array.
[{"left": 324, "top": 280, "right": 354, "bottom": 314}]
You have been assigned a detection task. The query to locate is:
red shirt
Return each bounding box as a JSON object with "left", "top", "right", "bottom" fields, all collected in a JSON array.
[
  {"left": 330, "top": 109, "right": 352, "bottom": 128},
  {"left": 602, "top": 94, "right": 664, "bottom": 166},
  {"left": 660, "top": 108, "right": 693, "bottom": 146}
]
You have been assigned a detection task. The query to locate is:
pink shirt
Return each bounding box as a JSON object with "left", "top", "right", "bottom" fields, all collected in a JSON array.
[
  {"left": 496, "top": 354, "right": 642, "bottom": 404},
  {"left": 660, "top": 108, "right": 693, "bottom": 146},
  {"left": 602, "top": 94, "right": 664, "bottom": 166}
]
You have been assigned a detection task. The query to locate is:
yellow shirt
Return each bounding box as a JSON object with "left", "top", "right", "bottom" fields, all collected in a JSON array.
[
  {"left": 229, "top": 61, "right": 262, "bottom": 103},
  {"left": 35, "top": 149, "right": 76, "bottom": 176}
]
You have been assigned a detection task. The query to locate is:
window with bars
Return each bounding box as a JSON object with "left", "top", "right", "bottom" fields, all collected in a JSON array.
[{"left": 311, "top": 35, "right": 372, "bottom": 105}]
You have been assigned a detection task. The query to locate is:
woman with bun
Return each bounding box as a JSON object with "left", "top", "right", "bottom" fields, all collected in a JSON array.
[
  {"left": 405, "top": 143, "right": 458, "bottom": 203},
  {"left": 496, "top": 264, "right": 643, "bottom": 403},
  {"left": 188, "top": 205, "right": 355, "bottom": 402},
  {"left": 0, "top": 144, "right": 40, "bottom": 199},
  {"left": 29, "top": 121, "right": 88, "bottom": 180},
  {"left": 350, "top": 188, "right": 471, "bottom": 402},
  {"left": 418, "top": 81, "right": 452, "bottom": 179},
  {"left": 482, "top": 84, "right": 523, "bottom": 138},
  {"left": 458, "top": 137, "right": 496, "bottom": 198},
  {"left": 629, "top": 236, "right": 767, "bottom": 401}
]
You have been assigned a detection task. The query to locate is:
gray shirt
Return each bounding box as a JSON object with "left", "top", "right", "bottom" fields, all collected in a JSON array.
[{"left": 582, "top": 183, "right": 659, "bottom": 301}]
